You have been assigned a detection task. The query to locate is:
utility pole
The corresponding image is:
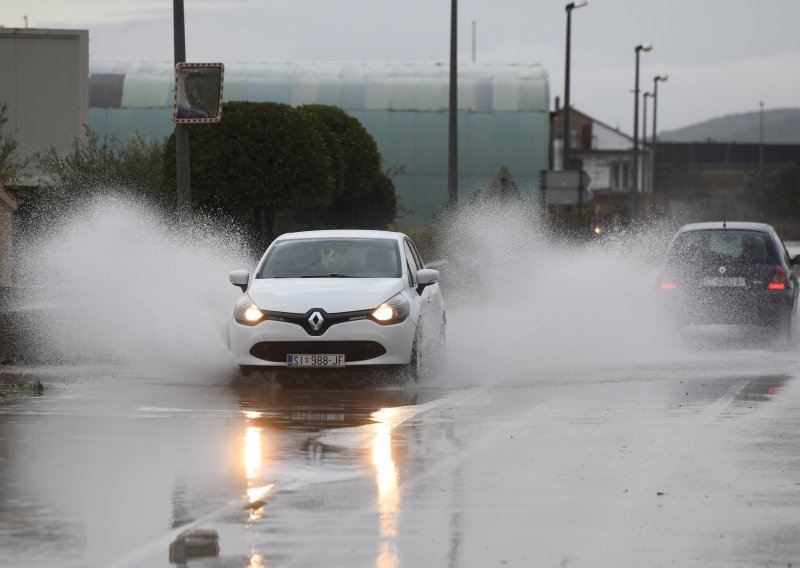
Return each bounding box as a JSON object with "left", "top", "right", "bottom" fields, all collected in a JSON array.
[
  {"left": 631, "top": 44, "right": 652, "bottom": 215},
  {"left": 563, "top": 1, "right": 587, "bottom": 173},
  {"left": 642, "top": 92, "right": 651, "bottom": 194},
  {"left": 471, "top": 20, "right": 476, "bottom": 63},
  {"left": 652, "top": 75, "right": 667, "bottom": 197},
  {"left": 448, "top": 0, "right": 458, "bottom": 207},
  {"left": 174, "top": 0, "right": 191, "bottom": 215}
]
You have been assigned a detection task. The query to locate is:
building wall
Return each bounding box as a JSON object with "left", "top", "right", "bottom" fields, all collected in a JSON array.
[
  {"left": 551, "top": 108, "right": 635, "bottom": 197},
  {"left": 0, "top": 28, "right": 89, "bottom": 180},
  {"left": 592, "top": 122, "right": 632, "bottom": 151},
  {"left": 551, "top": 108, "right": 635, "bottom": 196},
  {"left": 654, "top": 142, "right": 800, "bottom": 233},
  {"left": 87, "top": 61, "right": 551, "bottom": 225}
]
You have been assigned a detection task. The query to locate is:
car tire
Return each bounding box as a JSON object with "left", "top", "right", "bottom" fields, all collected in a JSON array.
[
  {"left": 407, "top": 320, "right": 423, "bottom": 383},
  {"left": 427, "top": 312, "right": 447, "bottom": 374},
  {"left": 773, "top": 312, "right": 792, "bottom": 344},
  {"left": 238, "top": 365, "right": 276, "bottom": 383},
  {"left": 438, "top": 312, "right": 447, "bottom": 355}
]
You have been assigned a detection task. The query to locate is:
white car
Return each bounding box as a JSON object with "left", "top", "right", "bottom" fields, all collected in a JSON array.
[{"left": 228, "top": 230, "right": 446, "bottom": 380}]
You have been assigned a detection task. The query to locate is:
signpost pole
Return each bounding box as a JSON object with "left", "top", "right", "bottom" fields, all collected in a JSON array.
[
  {"left": 541, "top": 170, "right": 592, "bottom": 207},
  {"left": 173, "top": 0, "right": 191, "bottom": 215},
  {"left": 448, "top": 0, "right": 458, "bottom": 208}
]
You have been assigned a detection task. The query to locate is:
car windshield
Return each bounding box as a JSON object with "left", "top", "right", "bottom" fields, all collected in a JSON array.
[
  {"left": 257, "top": 238, "right": 402, "bottom": 279},
  {"left": 668, "top": 230, "right": 779, "bottom": 265}
]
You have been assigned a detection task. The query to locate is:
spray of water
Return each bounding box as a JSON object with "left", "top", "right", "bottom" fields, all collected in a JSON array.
[
  {"left": 434, "top": 200, "right": 765, "bottom": 386},
  {"left": 13, "top": 193, "right": 793, "bottom": 387},
  {"left": 16, "top": 194, "right": 252, "bottom": 383}
]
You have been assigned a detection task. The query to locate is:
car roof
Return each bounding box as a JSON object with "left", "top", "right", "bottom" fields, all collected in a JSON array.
[
  {"left": 274, "top": 229, "right": 407, "bottom": 242},
  {"left": 677, "top": 221, "right": 776, "bottom": 234}
]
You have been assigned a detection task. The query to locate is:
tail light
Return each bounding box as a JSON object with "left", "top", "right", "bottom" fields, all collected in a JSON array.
[
  {"left": 660, "top": 282, "right": 677, "bottom": 290},
  {"left": 768, "top": 266, "right": 787, "bottom": 290}
]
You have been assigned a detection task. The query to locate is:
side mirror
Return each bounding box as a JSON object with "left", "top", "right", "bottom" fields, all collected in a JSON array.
[
  {"left": 791, "top": 255, "right": 800, "bottom": 266},
  {"left": 229, "top": 270, "right": 250, "bottom": 293},
  {"left": 416, "top": 268, "right": 440, "bottom": 286}
]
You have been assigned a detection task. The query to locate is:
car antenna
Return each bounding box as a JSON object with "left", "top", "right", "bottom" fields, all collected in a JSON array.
[{"left": 723, "top": 193, "right": 727, "bottom": 229}]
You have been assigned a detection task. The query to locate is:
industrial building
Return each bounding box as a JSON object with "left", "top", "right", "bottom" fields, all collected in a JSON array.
[{"left": 89, "top": 60, "right": 551, "bottom": 225}]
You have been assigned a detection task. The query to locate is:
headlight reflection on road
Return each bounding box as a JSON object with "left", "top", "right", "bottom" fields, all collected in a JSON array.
[
  {"left": 243, "top": 411, "right": 271, "bottom": 522},
  {"left": 247, "top": 553, "right": 266, "bottom": 568},
  {"left": 371, "top": 407, "right": 401, "bottom": 568}
]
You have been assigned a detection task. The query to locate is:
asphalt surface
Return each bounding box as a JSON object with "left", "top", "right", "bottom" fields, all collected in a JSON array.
[
  {"left": 2, "top": 332, "right": 800, "bottom": 568},
  {"left": 1, "top": 241, "right": 799, "bottom": 567}
]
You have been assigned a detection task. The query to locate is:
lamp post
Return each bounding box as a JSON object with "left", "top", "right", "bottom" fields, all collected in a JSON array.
[
  {"left": 448, "top": 0, "right": 458, "bottom": 207},
  {"left": 642, "top": 92, "right": 652, "bottom": 194},
  {"left": 652, "top": 74, "right": 668, "bottom": 196},
  {"left": 563, "top": 0, "right": 587, "bottom": 174},
  {"left": 631, "top": 43, "right": 652, "bottom": 213},
  {"left": 759, "top": 100, "right": 764, "bottom": 193}
]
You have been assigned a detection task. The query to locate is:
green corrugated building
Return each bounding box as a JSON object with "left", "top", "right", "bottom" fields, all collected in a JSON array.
[{"left": 89, "top": 61, "right": 550, "bottom": 225}]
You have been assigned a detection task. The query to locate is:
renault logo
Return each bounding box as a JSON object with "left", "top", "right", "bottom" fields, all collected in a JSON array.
[
  {"left": 308, "top": 311, "right": 325, "bottom": 331},
  {"left": 719, "top": 266, "right": 726, "bottom": 275}
]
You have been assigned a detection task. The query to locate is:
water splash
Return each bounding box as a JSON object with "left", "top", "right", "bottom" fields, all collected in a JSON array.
[
  {"left": 12, "top": 193, "right": 793, "bottom": 386},
  {"left": 16, "top": 194, "right": 252, "bottom": 382},
  {"left": 434, "top": 200, "right": 747, "bottom": 386}
]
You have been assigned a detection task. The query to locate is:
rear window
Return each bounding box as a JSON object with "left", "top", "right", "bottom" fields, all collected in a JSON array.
[
  {"left": 257, "top": 238, "right": 402, "bottom": 278},
  {"left": 668, "top": 230, "right": 779, "bottom": 265}
]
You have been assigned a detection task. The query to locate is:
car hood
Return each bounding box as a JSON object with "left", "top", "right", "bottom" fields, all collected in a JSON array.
[{"left": 248, "top": 278, "right": 405, "bottom": 313}]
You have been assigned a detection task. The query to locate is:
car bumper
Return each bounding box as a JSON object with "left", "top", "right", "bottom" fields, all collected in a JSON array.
[
  {"left": 229, "top": 316, "right": 417, "bottom": 367},
  {"left": 658, "top": 289, "right": 794, "bottom": 326}
]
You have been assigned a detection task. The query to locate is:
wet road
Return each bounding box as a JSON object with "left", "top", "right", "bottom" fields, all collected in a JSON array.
[{"left": 2, "top": 339, "right": 800, "bottom": 568}]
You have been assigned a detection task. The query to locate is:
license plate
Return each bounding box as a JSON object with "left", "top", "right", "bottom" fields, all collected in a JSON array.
[
  {"left": 702, "top": 277, "right": 745, "bottom": 287},
  {"left": 287, "top": 354, "right": 345, "bottom": 367}
]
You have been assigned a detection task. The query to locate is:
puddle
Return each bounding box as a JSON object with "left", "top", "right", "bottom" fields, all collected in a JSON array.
[
  {"left": 667, "top": 374, "right": 791, "bottom": 410},
  {"left": 235, "top": 385, "right": 443, "bottom": 432}
]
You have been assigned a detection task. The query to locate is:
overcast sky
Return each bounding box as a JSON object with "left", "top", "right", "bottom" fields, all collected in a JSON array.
[{"left": 3, "top": 0, "right": 799, "bottom": 134}]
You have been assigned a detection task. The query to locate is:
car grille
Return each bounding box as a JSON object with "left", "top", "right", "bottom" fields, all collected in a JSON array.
[
  {"left": 265, "top": 308, "right": 372, "bottom": 336},
  {"left": 249, "top": 341, "right": 387, "bottom": 363}
]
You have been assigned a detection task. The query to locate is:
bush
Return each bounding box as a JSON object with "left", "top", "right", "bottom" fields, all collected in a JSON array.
[
  {"left": 163, "top": 101, "right": 396, "bottom": 240},
  {"left": 37, "top": 129, "right": 164, "bottom": 203}
]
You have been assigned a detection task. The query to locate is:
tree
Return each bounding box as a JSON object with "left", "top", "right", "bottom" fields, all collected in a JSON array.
[
  {"left": 297, "top": 104, "right": 396, "bottom": 228},
  {"left": 163, "top": 101, "right": 336, "bottom": 238},
  {"left": 0, "top": 102, "right": 30, "bottom": 182},
  {"left": 163, "top": 101, "right": 396, "bottom": 239},
  {"left": 8, "top": 128, "right": 165, "bottom": 234}
]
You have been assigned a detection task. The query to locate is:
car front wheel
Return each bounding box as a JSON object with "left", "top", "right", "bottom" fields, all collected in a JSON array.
[{"left": 407, "top": 320, "right": 423, "bottom": 382}]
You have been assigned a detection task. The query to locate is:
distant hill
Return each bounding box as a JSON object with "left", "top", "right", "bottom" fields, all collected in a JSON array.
[{"left": 659, "top": 108, "right": 800, "bottom": 144}]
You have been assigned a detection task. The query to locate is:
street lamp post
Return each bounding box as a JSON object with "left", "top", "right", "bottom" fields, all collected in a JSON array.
[
  {"left": 563, "top": 0, "right": 587, "bottom": 175},
  {"left": 448, "top": 0, "right": 458, "bottom": 207},
  {"left": 642, "top": 92, "right": 652, "bottom": 194},
  {"left": 631, "top": 43, "right": 652, "bottom": 214},
  {"left": 652, "top": 74, "right": 668, "bottom": 196},
  {"left": 759, "top": 100, "right": 764, "bottom": 193}
]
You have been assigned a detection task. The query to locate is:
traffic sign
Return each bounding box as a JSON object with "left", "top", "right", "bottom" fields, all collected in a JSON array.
[
  {"left": 173, "top": 63, "right": 225, "bottom": 124},
  {"left": 540, "top": 170, "right": 593, "bottom": 205}
]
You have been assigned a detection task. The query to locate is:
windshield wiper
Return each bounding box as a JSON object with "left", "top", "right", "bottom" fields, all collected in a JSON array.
[{"left": 301, "top": 273, "right": 354, "bottom": 278}]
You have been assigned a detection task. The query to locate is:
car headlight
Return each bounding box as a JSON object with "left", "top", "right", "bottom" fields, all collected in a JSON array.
[
  {"left": 233, "top": 295, "right": 266, "bottom": 326},
  {"left": 371, "top": 293, "right": 410, "bottom": 325}
]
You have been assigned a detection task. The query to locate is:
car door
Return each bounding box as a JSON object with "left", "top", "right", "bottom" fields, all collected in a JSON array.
[
  {"left": 776, "top": 233, "right": 800, "bottom": 311},
  {"left": 404, "top": 238, "right": 443, "bottom": 349}
]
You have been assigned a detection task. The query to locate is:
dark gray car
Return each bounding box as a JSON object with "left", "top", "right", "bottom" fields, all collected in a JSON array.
[{"left": 657, "top": 221, "right": 800, "bottom": 338}]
